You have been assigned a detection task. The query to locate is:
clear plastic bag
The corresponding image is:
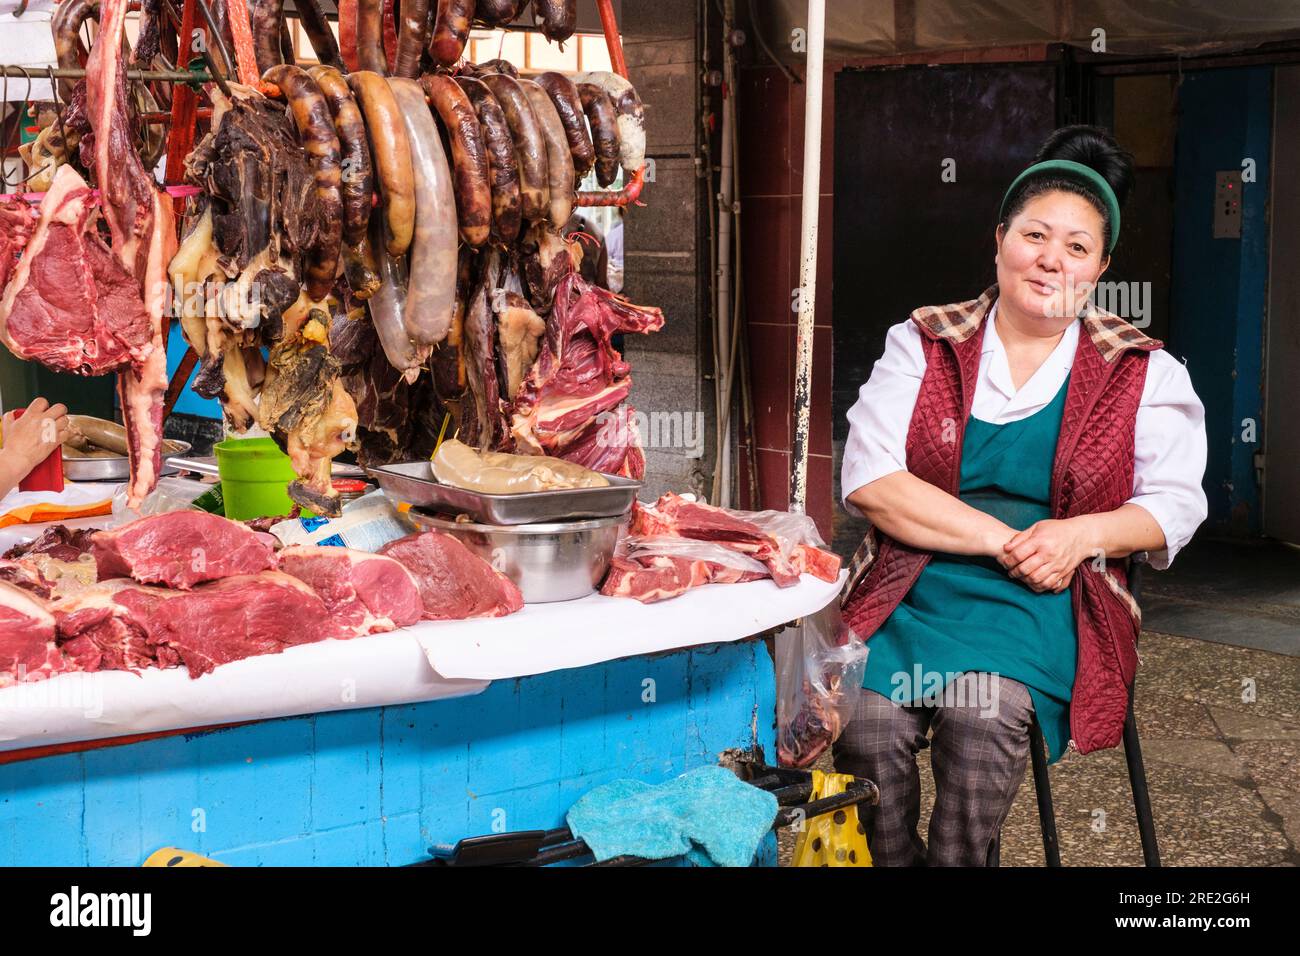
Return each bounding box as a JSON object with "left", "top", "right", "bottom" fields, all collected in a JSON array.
[
  {"left": 734, "top": 507, "right": 828, "bottom": 554},
  {"left": 667, "top": 494, "right": 830, "bottom": 560},
  {"left": 618, "top": 534, "right": 770, "bottom": 575},
  {"left": 777, "top": 599, "right": 869, "bottom": 769},
  {"left": 635, "top": 494, "right": 841, "bottom": 584},
  {"left": 110, "top": 476, "right": 212, "bottom": 524}
]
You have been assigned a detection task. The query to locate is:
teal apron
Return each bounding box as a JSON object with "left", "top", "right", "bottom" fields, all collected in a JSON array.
[{"left": 860, "top": 373, "right": 1076, "bottom": 763}]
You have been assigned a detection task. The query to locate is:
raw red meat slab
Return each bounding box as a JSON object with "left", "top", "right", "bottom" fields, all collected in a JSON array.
[
  {"left": 54, "top": 579, "right": 159, "bottom": 673},
  {"left": 55, "top": 572, "right": 339, "bottom": 678},
  {"left": 0, "top": 166, "right": 152, "bottom": 375},
  {"left": 0, "top": 581, "right": 69, "bottom": 686},
  {"left": 379, "top": 531, "right": 524, "bottom": 620},
  {"left": 92, "top": 511, "right": 278, "bottom": 590},
  {"left": 278, "top": 544, "right": 424, "bottom": 634},
  {"left": 631, "top": 495, "right": 802, "bottom": 586},
  {"left": 603, "top": 495, "right": 843, "bottom": 602},
  {"left": 600, "top": 554, "right": 766, "bottom": 604}
]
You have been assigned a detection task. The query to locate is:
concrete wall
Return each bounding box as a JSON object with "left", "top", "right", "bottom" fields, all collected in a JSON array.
[{"left": 620, "top": 0, "right": 714, "bottom": 501}]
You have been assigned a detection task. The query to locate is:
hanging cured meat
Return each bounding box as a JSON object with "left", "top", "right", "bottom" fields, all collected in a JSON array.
[{"left": 3, "top": 0, "right": 659, "bottom": 507}]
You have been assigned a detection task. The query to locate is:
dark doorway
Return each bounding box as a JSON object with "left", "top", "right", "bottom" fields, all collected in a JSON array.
[{"left": 830, "top": 64, "right": 1058, "bottom": 556}]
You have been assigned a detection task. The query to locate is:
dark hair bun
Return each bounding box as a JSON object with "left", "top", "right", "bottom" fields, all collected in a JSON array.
[{"left": 1033, "top": 125, "right": 1135, "bottom": 207}]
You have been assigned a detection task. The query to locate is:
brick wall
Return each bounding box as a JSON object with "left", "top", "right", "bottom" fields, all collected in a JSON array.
[{"left": 735, "top": 63, "right": 836, "bottom": 541}]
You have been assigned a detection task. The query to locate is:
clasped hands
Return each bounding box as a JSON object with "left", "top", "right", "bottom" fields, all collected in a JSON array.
[{"left": 987, "top": 517, "right": 1098, "bottom": 594}]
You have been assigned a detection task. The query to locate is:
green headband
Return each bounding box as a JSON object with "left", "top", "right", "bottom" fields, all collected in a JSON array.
[{"left": 999, "top": 159, "right": 1121, "bottom": 254}]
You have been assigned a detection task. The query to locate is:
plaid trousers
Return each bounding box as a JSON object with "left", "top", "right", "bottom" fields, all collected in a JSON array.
[{"left": 832, "top": 672, "right": 1035, "bottom": 866}]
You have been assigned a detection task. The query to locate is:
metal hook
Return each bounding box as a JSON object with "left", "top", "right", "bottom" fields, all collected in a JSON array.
[
  {"left": 46, "top": 65, "right": 71, "bottom": 169},
  {"left": 1, "top": 67, "right": 35, "bottom": 191},
  {"left": 1, "top": 73, "right": 10, "bottom": 193},
  {"left": 17, "top": 64, "right": 32, "bottom": 104}
]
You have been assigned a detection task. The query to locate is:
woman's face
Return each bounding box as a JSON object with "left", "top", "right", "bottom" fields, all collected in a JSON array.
[{"left": 995, "top": 190, "right": 1110, "bottom": 325}]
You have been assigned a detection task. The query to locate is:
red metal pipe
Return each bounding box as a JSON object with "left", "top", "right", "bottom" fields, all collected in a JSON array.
[
  {"left": 595, "top": 0, "right": 628, "bottom": 78},
  {"left": 575, "top": 164, "right": 645, "bottom": 207},
  {"left": 163, "top": 0, "right": 202, "bottom": 216},
  {"left": 0, "top": 721, "right": 256, "bottom": 766},
  {"left": 225, "top": 0, "right": 262, "bottom": 85},
  {"left": 162, "top": 346, "right": 200, "bottom": 421}
]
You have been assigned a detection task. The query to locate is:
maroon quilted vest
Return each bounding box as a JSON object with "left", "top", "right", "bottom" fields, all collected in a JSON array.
[{"left": 841, "top": 287, "right": 1162, "bottom": 754}]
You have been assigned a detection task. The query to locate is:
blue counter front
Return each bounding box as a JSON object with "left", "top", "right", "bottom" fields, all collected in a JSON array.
[{"left": 0, "top": 638, "right": 777, "bottom": 866}]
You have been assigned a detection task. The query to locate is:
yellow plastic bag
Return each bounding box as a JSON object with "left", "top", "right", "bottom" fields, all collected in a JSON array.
[
  {"left": 791, "top": 770, "right": 872, "bottom": 867},
  {"left": 143, "top": 847, "right": 226, "bottom": 867}
]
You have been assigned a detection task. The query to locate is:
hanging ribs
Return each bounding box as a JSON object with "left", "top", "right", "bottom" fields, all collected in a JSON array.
[
  {"left": 85, "top": 0, "right": 178, "bottom": 508},
  {"left": 509, "top": 273, "right": 664, "bottom": 477},
  {"left": 0, "top": 201, "right": 36, "bottom": 306}
]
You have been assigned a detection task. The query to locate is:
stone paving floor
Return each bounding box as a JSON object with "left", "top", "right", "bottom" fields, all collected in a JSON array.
[{"left": 779, "top": 629, "right": 1300, "bottom": 866}]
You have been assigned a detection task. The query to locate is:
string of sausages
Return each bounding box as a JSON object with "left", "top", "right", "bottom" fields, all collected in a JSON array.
[{"left": 244, "top": 56, "right": 641, "bottom": 361}]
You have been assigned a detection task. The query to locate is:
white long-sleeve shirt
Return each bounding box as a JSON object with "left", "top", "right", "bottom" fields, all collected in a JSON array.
[{"left": 840, "top": 303, "right": 1209, "bottom": 569}]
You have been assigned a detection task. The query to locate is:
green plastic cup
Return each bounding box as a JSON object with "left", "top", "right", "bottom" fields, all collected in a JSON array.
[{"left": 214, "top": 437, "right": 297, "bottom": 521}]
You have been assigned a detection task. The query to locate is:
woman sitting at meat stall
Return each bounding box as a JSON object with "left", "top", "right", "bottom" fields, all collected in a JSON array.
[{"left": 835, "top": 126, "right": 1208, "bottom": 866}]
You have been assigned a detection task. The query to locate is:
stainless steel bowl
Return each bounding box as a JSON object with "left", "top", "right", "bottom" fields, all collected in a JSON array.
[
  {"left": 62, "top": 441, "right": 192, "bottom": 482},
  {"left": 403, "top": 510, "right": 628, "bottom": 603}
]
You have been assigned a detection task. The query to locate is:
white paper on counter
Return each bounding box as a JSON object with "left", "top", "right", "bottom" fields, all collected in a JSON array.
[
  {"left": 0, "top": 627, "right": 489, "bottom": 753},
  {"left": 0, "top": 482, "right": 119, "bottom": 513},
  {"left": 0, "top": 492, "right": 844, "bottom": 751},
  {"left": 0, "top": 483, "right": 124, "bottom": 557},
  {"left": 413, "top": 571, "right": 848, "bottom": 681}
]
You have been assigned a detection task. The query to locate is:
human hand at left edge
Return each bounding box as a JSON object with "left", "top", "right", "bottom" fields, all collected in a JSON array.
[
  {"left": 997, "top": 517, "right": 1098, "bottom": 594},
  {"left": 0, "top": 398, "right": 71, "bottom": 499}
]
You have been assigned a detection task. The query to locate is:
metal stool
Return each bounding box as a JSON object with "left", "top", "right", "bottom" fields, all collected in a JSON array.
[{"left": 1025, "top": 560, "right": 1160, "bottom": 866}]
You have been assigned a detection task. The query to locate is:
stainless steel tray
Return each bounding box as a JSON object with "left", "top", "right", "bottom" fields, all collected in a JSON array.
[
  {"left": 370, "top": 460, "right": 641, "bottom": 525},
  {"left": 403, "top": 510, "right": 627, "bottom": 603},
  {"left": 62, "top": 441, "right": 191, "bottom": 482}
]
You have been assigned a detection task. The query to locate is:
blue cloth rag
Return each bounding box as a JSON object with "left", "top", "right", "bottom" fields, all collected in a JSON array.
[{"left": 566, "top": 766, "right": 778, "bottom": 867}]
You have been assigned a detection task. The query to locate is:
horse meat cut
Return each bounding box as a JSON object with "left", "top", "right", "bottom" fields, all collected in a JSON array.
[
  {"left": 380, "top": 531, "right": 524, "bottom": 620},
  {"left": 0, "top": 581, "right": 68, "bottom": 687},
  {"left": 277, "top": 544, "right": 424, "bottom": 634},
  {"left": 55, "top": 572, "right": 338, "bottom": 678},
  {"left": 92, "top": 511, "right": 278, "bottom": 589}
]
